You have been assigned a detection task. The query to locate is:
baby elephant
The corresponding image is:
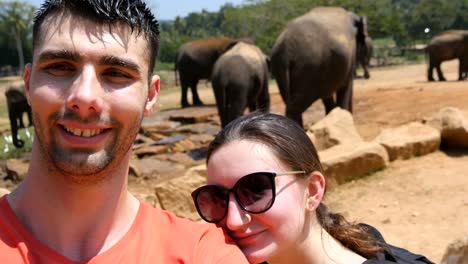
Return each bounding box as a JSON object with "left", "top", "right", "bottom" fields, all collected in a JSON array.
[{"left": 211, "top": 42, "right": 270, "bottom": 127}]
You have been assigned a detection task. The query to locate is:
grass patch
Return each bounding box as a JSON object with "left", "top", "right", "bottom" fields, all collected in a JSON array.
[{"left": 0, "top": 128, "right": 34, "bottom": 160}]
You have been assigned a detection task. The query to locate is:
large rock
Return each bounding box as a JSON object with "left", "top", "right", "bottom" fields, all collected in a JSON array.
[
  {"left": 169, "top": 107, "right": 218, "bottom": 124},
  {"left": 425, "top": 107, "right": 468, "bottom": 149},
  {"left": 140, "top": 119, "right": 181, "bottom": 136},
  {"left": 154, "top": 164, "right": 207, "bottom": 221},
  {"left": 374, "top": 122, "right": 441, "bottom": 161},
  {"left": 176, "top": 123, "right": 220, "bottom": 135},
  {"left": 319, "top": 141, "right": 389, "bottom": 187},
  {"left": 308, "top": 107, "right": 363, "bottom": 151},
  {"left": 129, "top": 157, "right": 185, "bottom": 183},
  {"left": 441, "top": 235, "right": 468, "bottom": 264}
]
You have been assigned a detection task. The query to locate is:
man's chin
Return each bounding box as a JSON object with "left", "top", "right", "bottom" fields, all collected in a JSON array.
[{"left": 51, "top": 150, "right": 113, "bottom": 181}]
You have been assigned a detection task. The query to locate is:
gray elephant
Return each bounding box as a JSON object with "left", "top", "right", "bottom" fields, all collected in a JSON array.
[
  {"left": 271, "top": 6, "right": 367, "bottom": 126},
  {"left": 211, "top": 42, "right": 270, "bottom": 127},
  {"left": 175, "top": 37, "right": 251, "bottom": 108},
  {"left": 426, "top": 30, "right": 468, "bottom": 81},
  {"left": 355, "top": 35, "right": 373, "bottom": 79},
  {"left": 5, "top": 87, "right": 32, "bottom": 148}
]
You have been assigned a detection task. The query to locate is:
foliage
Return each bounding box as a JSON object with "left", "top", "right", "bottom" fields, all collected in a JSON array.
[
  {"left": 0, "top": 0, "right": 465, "bottom": 70},
  {"left": 0, "top": 1, "right": 35, "bottom": 74},
  {"left": 156, "top": 0, "right": 467, "bottom": 65},
  {"left": 0, "top": 128, "right": 34, "bottom": 160}
]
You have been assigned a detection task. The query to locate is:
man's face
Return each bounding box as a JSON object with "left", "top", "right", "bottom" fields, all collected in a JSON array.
[{"left": 24, "top": 13, "right": 159, "bottom": 183}]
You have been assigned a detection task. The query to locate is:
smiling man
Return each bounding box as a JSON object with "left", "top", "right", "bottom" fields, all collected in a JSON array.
[{"left": 0, "top": 1, "right": 248, "bottom": 263}]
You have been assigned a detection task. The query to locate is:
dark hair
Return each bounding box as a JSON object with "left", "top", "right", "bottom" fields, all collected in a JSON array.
[
  {"left": 207, "top": 112, "right": 384, "bottom": 259},
  {"left": 32, "top": 0, "right": 160, "bottom": 76}
]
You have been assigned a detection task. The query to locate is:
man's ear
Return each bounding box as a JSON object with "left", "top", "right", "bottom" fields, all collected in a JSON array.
[
  {"left": 144, "top": 74, "right": 160, "bottom": 116},
  {"left": 23, "top": 63, "right": 32, "bottom": 106},
  {"left": 305, "top": 171, "right": 326, "bottom": 212}
]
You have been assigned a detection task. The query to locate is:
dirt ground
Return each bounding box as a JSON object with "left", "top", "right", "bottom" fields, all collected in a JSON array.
[
  {"left": 157, "top": 60, "right": 468, "bottom": 263},
  {"left": 0, "top": 60, "right": 466, "bottom": 262}
]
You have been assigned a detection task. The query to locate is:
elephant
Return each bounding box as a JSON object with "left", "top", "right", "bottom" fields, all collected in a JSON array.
[
  {"left": 355, "top": 35, "right": 373, "bottom": 79},
  {"left": 5, "top": 87, "right": 32, "bottom": 148},
  {"left": 175, "top": 37, "right": 252, "bottom": 108},
  {"left": 426, "top": 30, "right": 468, "bottom": 81},
  {"left": 270, "top": 6, "right": 367, "bottom": 126},
  {"left": 211, "top": 42, "right": 270, "bottom": 127}
]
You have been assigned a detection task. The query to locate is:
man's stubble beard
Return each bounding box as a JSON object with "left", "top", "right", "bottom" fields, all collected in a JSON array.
[{"left": 33, "top": 111, "right": 143, "bottom": 185}]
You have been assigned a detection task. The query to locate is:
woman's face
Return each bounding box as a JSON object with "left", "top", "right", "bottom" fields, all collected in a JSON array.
[{"left": 206, "top": 140, "right": 310, "bottom": 263}]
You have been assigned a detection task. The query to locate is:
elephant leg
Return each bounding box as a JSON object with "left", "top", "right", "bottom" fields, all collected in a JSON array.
[
  {"left": 363, "top": 65, "right": 370, "bottom": 79},
  {"left": 256, "top": 78, "right": 270, "bottom": 112},
  {"left": 9, "top": 109, "right": 24, "bottom": 148},
  {"left": 181, "top": 83, "right": 190, "bottom": 108},
  {"left": 27, "top": 108, "right": 32, "bottom": 126},
  {"left": 322, "top": 96, "right": 336, "bottom": 114},
  {"left": 336, "top": 76, "right": 354, "bottom": 113},
  {"left": 191, "top": 80, "right": 204, "bottom": 106},
  {"left": 436, "top": 64, "right": 446, "bottom": 81},
  {"left": 458, "top": 59, "right": 465, "bottom": 81},
  {"left": 18, "top": 113, "right": 25, "bottom": 128},
  {"left": 285, "top": 106, "right": 303, "bottom": 128},
  {"left": 427, "top": 66, "right": 435, "bottom": 82}
]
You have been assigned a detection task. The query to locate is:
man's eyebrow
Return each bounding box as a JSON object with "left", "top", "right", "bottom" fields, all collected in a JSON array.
[
  {"left": 37, "top": 50, "right": 81, "bottom": 63},
  {"left": 100, "top": 56, "right": 141, "bottom": 73}
]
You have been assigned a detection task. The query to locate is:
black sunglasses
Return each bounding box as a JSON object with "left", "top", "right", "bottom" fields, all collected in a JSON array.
[{"left": 191, "top": 171, "right": 305, "bottom": 223}]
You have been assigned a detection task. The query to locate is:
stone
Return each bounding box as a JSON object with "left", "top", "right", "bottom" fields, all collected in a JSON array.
[
  {"left": 141, "top": 119, "right": 181, "bottom": 135},
  {"left": 129, "top": 157, "right": 186, "bottom": 183},
  {"left": 133, "top": 144, "right": 169, "bottom": 158},
  {"left": 425, "top": 107, "right": 468, "bottom": 149},
  {"left": 374, "top": 122, "right": 441, "bottom": 161},
  {"left": 319, "top": 141, "right": 389, "bottom": 187},
  {"left": 169, "top": 106, "right": 218, "bottom": 124},
  {"left": 308, "top": 107, "right": 363, "bottom": 151},
  {"left": 176, "top": 123, "right": 220, "bottom": 135},
  {"left": 154, "top": 164, "right": 207, "bottom": 221}
]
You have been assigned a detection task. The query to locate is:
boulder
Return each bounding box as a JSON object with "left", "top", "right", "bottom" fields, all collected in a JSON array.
[
  {"left": 425, "top": 107, "right": 468, "bottom": 149},
  {"left": 133, "top": 144, "right": 169, "bottom": 158},
  {"left": 441, "top": 235, "right": 468, "bottom": 264},
  {"left": 140, "top": 119, "right": 181, "bottom": 136},
  {"left": 308, "top": 107, "right": 363, "bottom": 151},
  {"left": 374, "top": 122, "right": 441, "bottom": 161},
  {"left": 319, "top": 141, "right": 389, "bottom": 187},
  {"left": 175, "top": 123, "right": 220, "bottom": 135},
  {"left": 129, "top": 157, "right": 186, "bottom": 183},
  {"left": 154, "top": 164, "right": 207, "bottom": 221},
  {"left": 169, "top": 106, "right": 218, "bottom": 124}
]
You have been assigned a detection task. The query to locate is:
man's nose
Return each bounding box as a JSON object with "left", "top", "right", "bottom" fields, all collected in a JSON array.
[
  {"left": 66, "top": 65, "right": 104, "bottom": 117},
  {"left": 224, "top": 193, "right": 251, "bottom": 231}
]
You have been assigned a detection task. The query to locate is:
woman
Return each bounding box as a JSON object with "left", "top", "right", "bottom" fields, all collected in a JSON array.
[{"left": 192, "top": 112, "right": 434, "bottom": 264}]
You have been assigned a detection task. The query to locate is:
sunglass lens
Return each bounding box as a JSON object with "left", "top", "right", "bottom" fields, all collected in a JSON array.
[
  {"left": 195, "top": 185, "right": 228, "bottom": 222},
  {"left": 236, "top": 173, "right": 274, "bottom": 213}
]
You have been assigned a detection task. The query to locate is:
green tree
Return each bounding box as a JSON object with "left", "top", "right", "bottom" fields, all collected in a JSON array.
[{"left": 0, "top": 0, "right": 35, "bottom": 73}]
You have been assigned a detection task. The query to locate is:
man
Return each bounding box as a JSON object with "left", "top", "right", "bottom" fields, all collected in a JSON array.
[{"left": 0, "top": 1, "right": 248, "bottom": 263}]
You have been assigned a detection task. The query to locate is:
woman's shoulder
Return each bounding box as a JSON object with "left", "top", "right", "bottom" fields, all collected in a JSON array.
[{"left": 358, "top": 223, "right": 435, "bottom": 264}]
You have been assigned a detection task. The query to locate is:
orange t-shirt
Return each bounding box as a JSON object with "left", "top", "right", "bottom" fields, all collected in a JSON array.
[{"left": 0, "top": 196, "right": 248, "bottom": 264}]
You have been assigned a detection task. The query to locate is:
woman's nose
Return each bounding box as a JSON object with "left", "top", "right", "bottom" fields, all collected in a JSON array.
[
  {"left": 66, "top": 65, "right": 104, "bottom": 117},
  {"left": 224, "top": 193, "right": 251, "bottom": 231}
]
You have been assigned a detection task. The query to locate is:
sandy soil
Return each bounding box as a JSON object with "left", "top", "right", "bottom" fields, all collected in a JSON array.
[{"left": 158, "top": 60, "right": 468, "bottom": 263}]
